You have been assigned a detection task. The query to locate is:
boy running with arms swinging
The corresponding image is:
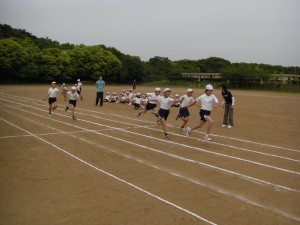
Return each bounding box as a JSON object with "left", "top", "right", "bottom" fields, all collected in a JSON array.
[
  {"left": 43, "top": 81, "right": 60, "bottom": 117},
  {"left": 65, "top": 86, "right": 81, "bottom": 120},
  {"left": 186, "top": 84, "right": 219, "bottom": 141}
]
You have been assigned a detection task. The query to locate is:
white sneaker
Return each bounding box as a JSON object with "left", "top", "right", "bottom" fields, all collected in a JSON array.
[
  {"left": 222, "top": 124, "right": 227, "bottom": 128},
  {"left": 186, "top": 127, "right": 192, "bottom": 137},
  {"left": 228, "top": 125, "right": 233, "bottom": 129},
  {"left": 204, "top": 134, "right": 212, "bottom": 141}
]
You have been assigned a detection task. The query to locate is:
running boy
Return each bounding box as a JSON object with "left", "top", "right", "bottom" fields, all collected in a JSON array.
[
  {"left": 43, "top": 81, "right": 60, "bottom": 117},
  {"left": 186, "top": 84, "right": 219, "bottom": 141},
  {"left": 61, "top": 83, "right": 68, "bottom": 101},
  {"left": 65, "top": 86, "right": 80, "bottom": 120},
  {"left": 157, "top": 88, "right": 179, "bottom": 140},
  {"left": 175, "top": 88, "right": 195, "bottom": 131},
  {"left": 137, "top": 87, "right": 161, "bottom": 117}
]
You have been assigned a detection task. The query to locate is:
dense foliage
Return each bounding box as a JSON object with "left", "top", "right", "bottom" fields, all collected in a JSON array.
[{"left": 0, "top": 24, "right": 299, "bottom": 85}]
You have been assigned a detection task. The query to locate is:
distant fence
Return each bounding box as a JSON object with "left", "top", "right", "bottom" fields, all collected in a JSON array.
[{"left": 159, "top": 80, "right": 300, "bottom": 92}]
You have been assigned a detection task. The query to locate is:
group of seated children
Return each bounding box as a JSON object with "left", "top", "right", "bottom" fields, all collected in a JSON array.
[{"left": 103, "top": 88, "right": 180, "bottom": 109}]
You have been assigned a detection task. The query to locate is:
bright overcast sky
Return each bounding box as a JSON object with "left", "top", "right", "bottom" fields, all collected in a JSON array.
[{"left": 0, "top": 0, "right": 299, "bottom": 66}]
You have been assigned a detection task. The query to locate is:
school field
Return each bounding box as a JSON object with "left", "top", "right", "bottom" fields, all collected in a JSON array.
[{"left": 0, "top": 85, "right": 299, "bottom": 225}]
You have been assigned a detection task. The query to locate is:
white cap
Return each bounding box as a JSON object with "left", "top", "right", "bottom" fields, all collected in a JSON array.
[
  {"left": 175, "top": 94, "right": 179, "bottom": 96},
  {"left": 62, "top": 83, "right": 65, "bottom": 85},
  {"left": 129, "top": 89, "right": 132, "bottom": 91},
  {"left": 71, "top": 86, "right": 77, "bottom": 90},
  {"left": 154, "top": 87, "right": 161, "bottom": 92},
  {"left": 137, "top": 92, "right": 140, "bottom": 95},
  {"left": 106, "top": 92, "right": 109, "bottom": 94},
  {"left": 187, "top": 88, "right": 194, "bottom": 92},
  {"left": 206, "top": 84, "right": 213, "bottom": 90},
  {"left": 77, "top": 79, "right": 80, "bottom": 82},
  {"left": 164, "top": 88, "right": 171, "bottom": 92},
  {"left": 52, "top": 81, "right": 56, "bottom": 84},
  {"left": 122, "top": 90, "right": 125, "bottom": 92}
]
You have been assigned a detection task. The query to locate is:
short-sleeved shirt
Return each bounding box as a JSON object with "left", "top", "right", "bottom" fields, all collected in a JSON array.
[
  {"left": 157, "top": 96, "right": 174, "bottom": 110},
  {"left": 146, "top": 93, "right": 160, "bottom": 104},
  {"left": 48, "top": 88, "right": 59, "bottom": 98},
  {"left": 179, "top": 95, "right": 195, "bottom": 108},
  {"left": 221, "top": 91, "right": 233, "bottom": 104},
  {"left": 96, "top": 80, "right": 105, "bottom": 92},
  {"left": 196, "top": 94, "right": 218, "bottom": 111},
  {"left": 67, "top": 91, "right": 79, "bottom": 100}
]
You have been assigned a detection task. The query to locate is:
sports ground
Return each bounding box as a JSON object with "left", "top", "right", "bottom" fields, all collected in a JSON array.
[{"left": 0, "top": 85, "right": 299, "bottom": 225}]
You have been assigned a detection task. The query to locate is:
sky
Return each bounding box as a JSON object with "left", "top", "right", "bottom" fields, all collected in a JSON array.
[{"left": 0, "top": 0, "right": 300, "bottom": 66}]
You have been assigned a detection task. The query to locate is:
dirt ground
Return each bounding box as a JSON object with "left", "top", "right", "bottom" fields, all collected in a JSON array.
[{"left": 0, "top": 84, "right": 299, "bottom": 225}]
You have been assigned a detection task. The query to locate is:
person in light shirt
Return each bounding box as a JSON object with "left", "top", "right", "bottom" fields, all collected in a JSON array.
[
  {"left": 156, "top": 88, "right": 179, "bottom": 140},
  {"left": 77, "top": 79, "right": 83, "bottom": 100},
  {"left": 65, "top": 86, "right": 80, "bottom": 120},
  {"left": 175, "top": 88, "right": 195, "bottom": 131},
  {"left": 133, "top": 93, "right": 142, "bottom": 109},
  {"left": 186, "top": 84, "right": 219, "bottom": 141},
  {"left": 43, "top": 81, "right": 60, "bottom": 117},
  {"left": 104, "top": 92, "right": 111, "bottom": 102},
  {"left": 137, "top": 87, "right": 161, "bottom": 118}
]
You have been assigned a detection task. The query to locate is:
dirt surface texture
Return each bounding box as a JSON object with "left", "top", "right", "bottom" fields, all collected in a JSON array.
[{"left": 0, "top": 85, "right": 299, "bottom": 225}]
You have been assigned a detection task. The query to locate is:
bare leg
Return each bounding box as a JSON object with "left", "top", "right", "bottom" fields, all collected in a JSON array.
[
  {"left": 191, "top": 120, "right": 205, "bottom": 131},
  {"left": 181, "top": 116, "right": 189, "bottom": 128},
  {"left": 205, "top": 116, "right": 214, "bottom": 135}
]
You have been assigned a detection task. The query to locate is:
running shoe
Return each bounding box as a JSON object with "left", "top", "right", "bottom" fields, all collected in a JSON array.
[
  {"left": 180, "top": 127, "right": 186, "bottom": 131},
  {"left": 65, "top": 106, "right": 69, "bottom": 111},
  {"left": 186, "top": 127, "right": 192, "bottom": 137},
  {"left": 221, "top": 124, "right": 227, "bottom": 128},
  {"left": 227, "top": 125, "right": 233, "bottom": 129},
  {"left": 204, "top": 134, "right": 212, "bottom": 141}
]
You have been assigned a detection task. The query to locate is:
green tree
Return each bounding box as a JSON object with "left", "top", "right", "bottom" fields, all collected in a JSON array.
[{"left": 0, "top": 38, "right": 28, "bottom": 82}]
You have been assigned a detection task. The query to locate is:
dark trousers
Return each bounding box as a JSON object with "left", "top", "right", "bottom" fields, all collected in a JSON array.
[
  {"left": 96, "top": 92, "right": 104, "bottom": 106},
  {"left": 223, "top": 104, "right": 234, "bottom": 126}
]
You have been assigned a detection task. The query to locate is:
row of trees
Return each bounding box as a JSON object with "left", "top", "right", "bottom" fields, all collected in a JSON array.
[{"left": 1, "top": 24, "right": 299, "bottom": 85}]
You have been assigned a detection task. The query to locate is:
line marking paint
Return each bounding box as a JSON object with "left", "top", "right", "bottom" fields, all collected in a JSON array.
[
  {"left": 0, "top": 117, "right": 217, "bottom": 225},
  {"left": 2, "top": 101, "right": 299, "bottom": 193}
]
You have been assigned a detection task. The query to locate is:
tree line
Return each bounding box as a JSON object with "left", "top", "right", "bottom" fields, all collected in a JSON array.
[{"left": 0, "top": 24, "right": 299, "bottom": 85}]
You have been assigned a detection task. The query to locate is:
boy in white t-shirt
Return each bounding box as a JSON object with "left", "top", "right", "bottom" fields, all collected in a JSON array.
[
  {"left": 186, "top": 84, "right": 219, "bottom": 141},
  {"left": 43, "top": 81, "right": 60, "bottom": 117},
  {"left": 175, "top": 88, "right": 195, "bottom": 131},
  {"left": 65, "top": 86, "right": 80, "bottom": 120},
  {"left": 157, "top": 88, "right": 179, "bottom": 140}
]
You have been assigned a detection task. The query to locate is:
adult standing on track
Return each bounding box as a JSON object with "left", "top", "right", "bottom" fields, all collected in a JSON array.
[
  {"left": 95, "top": 76, "right": 105, "bottom": 107},
  {"left": 43, "top": 81, "right": 60, "bottom": 117},
  {"left": 186, "top": 84, "right": 219, "bottom": 141},
  {"left": 220, "top": 84, "right": 235, "bottom": 128}
]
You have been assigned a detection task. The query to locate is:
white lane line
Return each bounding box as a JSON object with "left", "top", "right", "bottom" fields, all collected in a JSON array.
[
  {"left": 7, "top": 111, "right": 300, "bottom": 223},
  {"left": 71, "top": 111, "right": 300, "bottom": 175},
  {"left": 2, "top": 96, "right": 300, "bottom": 174},
  {"left": 3, "top": 93, "right": 299, "bottom": 153},
  {"left": 75, "top": 109, "right": 300, "bottom": 163},
  {"left": 80, "top": 108, "right": 300, "bottom": 153},
  {"left": 0, "top": 117, "right": 217, "bottom": 225},
  {"left": 3, "top": 101, "right": 299, "bottom": 193}
]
